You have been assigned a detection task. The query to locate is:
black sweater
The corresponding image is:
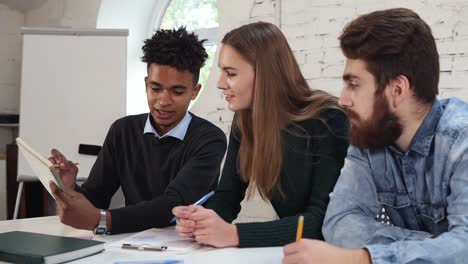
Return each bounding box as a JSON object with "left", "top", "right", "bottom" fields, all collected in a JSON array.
[
  {"left": 204, "top": 110, "right": 349, "bottom": 247},
  {"left": 76, "top": 113, "right": 227, "bottom": 234}
]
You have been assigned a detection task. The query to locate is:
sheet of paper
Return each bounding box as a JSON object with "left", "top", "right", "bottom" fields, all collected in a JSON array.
[
  {"left": 108, "top": 228, "right": 200, "bottom": 253},
  {"left": 16, "top": 137, "right": 63, "bottom": 197}
]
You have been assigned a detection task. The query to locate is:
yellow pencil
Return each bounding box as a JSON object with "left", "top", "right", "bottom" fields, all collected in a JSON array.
[
  {"left": 296, "top": 215, "right": 304, "bottom": 241},
  {"left": 52, "top": 162, "right": 79, "bottom": 168}
]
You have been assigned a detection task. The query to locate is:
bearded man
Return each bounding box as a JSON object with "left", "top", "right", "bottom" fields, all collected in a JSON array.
[{"left": 283, "top": 8, "right": 468, "bottom": 264}]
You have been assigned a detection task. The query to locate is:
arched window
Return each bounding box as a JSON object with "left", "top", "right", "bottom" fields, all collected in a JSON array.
[
  {"left": 99, "top": 1, "right": 219, "bottom": 115},
  {"left": 157, "top": 0, "right": 219, "bottom": 108}
]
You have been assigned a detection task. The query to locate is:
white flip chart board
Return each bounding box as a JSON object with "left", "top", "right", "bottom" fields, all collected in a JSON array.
[{"left": 18, "top": 27, "right": 128, "bottom": 182}]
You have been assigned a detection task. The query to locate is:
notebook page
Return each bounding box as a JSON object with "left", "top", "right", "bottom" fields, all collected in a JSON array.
[
  {"left": 109, "top": 228, "right": 201, "bottom": 253},
  {"left": 16, "top": 137, "right": 64, "bottom": 197}
]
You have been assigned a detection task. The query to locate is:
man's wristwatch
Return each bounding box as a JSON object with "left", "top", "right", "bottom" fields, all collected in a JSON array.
[{"left": 93, "top": 209, "right": 108, "bottom": 235}]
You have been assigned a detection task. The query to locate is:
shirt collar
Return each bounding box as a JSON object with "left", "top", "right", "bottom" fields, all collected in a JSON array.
[
  {"left": 407, "top": 99, "right": 442, "bottom": 156},
  {"left": 143, "top": 112, "right": 192, "bottom": 140}
]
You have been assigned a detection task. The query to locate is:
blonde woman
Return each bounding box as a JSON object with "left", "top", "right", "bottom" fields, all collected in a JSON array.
[{"left": 173, "top": 22, "right": 348, "bottom": 248}]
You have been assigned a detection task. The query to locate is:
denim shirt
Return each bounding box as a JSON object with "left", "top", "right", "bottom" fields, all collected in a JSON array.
[{"left": 323, "top": 98, "right": 468, "bottom": 263}]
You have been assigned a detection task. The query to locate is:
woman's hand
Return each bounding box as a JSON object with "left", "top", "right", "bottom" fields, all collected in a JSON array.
[
  {"left": 190, "top": 205, "right": 239, "bottom": 248},
  {"left": 173, "top": 205, "right": 197, "bottom": 238},
  {"left": 173, "top": 205, "right": 239, "bottom": 248}
]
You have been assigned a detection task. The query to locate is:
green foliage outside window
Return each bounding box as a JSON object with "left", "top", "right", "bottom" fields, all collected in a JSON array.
[
  {"left": 159, "top": 0, "right": 218, "bottom": 94},
  {"left": 160, "top": 0, "right": 218, "bottom": 31}
]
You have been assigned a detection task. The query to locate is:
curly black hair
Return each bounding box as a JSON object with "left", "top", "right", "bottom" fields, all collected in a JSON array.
[{"left": 141, "top": 27, "right": 208, "bottom": 84}]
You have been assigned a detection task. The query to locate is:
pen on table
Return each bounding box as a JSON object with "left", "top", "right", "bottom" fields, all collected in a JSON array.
[
  {"left": 296, "top": 215, "right": 304, "bottom": 242},
  {"left": 170, "top": 190, "right": 215, "bottom": 223},
  {"left": 53, "top": 162, "right": 79, "bottom": 168},
  {"left": 114, "top": 261, "right": 182, "bottom": 264},
  {"left": 114, "top": 260, "right": 182, "bottom": 264},
  {"left": 121, "top": 243, "right": 168, "bottom": 251}
]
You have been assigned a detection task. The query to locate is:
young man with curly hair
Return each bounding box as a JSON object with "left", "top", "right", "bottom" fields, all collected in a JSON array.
[{"left": 48, "top": 27, "right": 227, "bottom": 234}]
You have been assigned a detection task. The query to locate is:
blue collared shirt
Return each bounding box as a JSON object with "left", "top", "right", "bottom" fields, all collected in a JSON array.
[
  {"left": 323, "top": 98, "right": 468, "bottom": 263},
  {"left": 143, "top": 112, "right": 192, "bottom": 140}
]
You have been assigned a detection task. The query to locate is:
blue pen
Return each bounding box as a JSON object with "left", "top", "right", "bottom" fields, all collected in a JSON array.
[{"left": 170, "top": 191, "right": 215, "bottom": 223}]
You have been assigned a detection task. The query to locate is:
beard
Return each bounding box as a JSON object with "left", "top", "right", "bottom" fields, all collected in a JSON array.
[{"left": 347, "top": 94, "right": 403, "bottom": 149}]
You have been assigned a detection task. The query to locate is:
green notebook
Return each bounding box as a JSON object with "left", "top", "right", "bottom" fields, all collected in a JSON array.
[{"left": 0, "top": 231, "right": 105, "bottom": 264}]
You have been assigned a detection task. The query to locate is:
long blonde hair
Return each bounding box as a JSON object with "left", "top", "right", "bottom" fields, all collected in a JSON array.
[{"left": 222, "top": 22, "right": 340, "bottom": 200}]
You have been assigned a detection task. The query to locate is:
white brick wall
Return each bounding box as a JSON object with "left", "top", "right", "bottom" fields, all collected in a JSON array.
[
  {"left": 198, "top": 0, "right": 468, "bottom": 221},
  {"left": 191, "top": 0, "right": 468, "bottom": 136},
  {"left": 1, "top": 0, "right": 468, "bottom": 138},
  {"left": 0, "top": 0, "right": 467, "bottom": 222}
]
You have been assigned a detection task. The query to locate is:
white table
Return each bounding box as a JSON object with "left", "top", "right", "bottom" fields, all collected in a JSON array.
[{"left": 0, "top": 216, "right": 283, "bottom": 264}]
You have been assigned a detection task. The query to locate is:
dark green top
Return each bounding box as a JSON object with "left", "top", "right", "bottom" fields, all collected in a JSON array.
[{"left": 204, "top": 109, "right": 349, "bottom": 247}]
